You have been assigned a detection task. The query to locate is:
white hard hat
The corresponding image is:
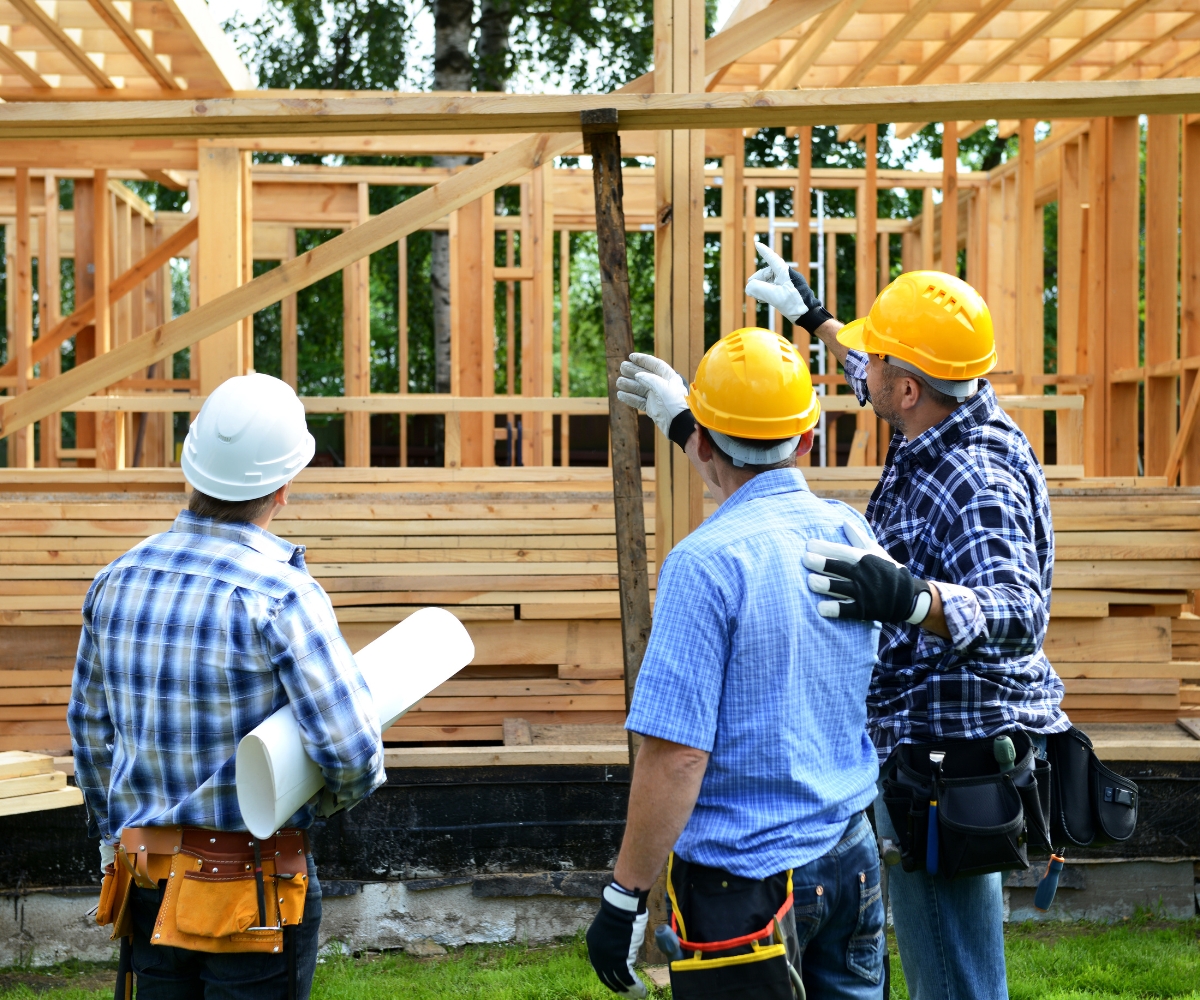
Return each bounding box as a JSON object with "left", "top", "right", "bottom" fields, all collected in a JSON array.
[{"left": 181, "top": 373, "right": 315, "bottom": 501}]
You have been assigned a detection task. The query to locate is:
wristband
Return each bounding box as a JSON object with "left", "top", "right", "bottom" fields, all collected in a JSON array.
[{"left": 668, "top": 410, "right": 697, "bottom": 450}]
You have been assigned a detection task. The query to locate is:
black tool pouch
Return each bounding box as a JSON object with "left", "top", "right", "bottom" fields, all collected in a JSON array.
[
  {"left": 882, "top": 732, "right": 1053, "bottom": 879},
  {"left": 1047, "top": 727, "right": 1138, "bottom": 847}
]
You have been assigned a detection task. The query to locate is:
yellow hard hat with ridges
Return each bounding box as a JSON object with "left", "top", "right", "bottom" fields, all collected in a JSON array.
[
  {"left": 688, "top": 327, "right": 821, "bottom": 439},
  {"left": 837, "top": 270, "right": 998, "bottom": 380}
]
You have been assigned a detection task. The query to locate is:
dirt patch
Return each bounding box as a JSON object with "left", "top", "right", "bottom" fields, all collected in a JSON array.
[{"left": 0, "top": 967, "right": 116, "bottom": 995}]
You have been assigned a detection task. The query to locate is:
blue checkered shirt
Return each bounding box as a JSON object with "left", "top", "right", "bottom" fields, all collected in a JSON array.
[
  {"left": 69, "top": 510, "right": 386, "bottom": 844},
  {"left": 843, "top": 350, "right": 1069, "bottom": 761},
  {"left": 626, "top": 469, "right": 880, "bottom": 880}
]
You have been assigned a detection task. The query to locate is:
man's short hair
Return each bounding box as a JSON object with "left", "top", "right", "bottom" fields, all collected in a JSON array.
[
  {"left": 883, "top": 361, "right": 961, "bottom": 409},
  {"left": 188, "top": 488, "right": 277, "bottom": 525},
  {"left": 702, "top": 426, "right": 798, "bottom": 473}
]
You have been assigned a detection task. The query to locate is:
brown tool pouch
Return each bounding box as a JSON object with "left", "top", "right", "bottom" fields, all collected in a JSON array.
[{"left": 97, "top": 826, "right": 310, "bottom": 955}]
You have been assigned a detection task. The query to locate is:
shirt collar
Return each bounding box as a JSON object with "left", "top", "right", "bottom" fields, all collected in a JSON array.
[
  {"left": 171, "top": 509, "right": 307, "bottom": 569},
  {"left": 892, "top": 379, "right": 999, "bottom": 471},
  {"left": 714, "top": 467, "right": 811, "bottom": 518}
]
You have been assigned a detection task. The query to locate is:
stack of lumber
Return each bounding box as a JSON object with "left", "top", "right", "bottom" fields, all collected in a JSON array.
[
  {"left": 0, "top": 751, "right": 82, "bottom": 816},
  {"left": 0, "top": 467, "right": 1197, "bottom": 755}
]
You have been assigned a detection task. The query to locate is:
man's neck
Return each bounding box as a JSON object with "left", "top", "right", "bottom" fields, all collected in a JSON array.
[{"left": 900, "top": 402, "right": 958, "bottom": 442}]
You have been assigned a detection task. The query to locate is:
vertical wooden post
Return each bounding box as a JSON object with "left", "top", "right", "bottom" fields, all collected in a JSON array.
[
  {"left": 942, "top": 121, "right": 959, "bottom": 275},
  {"left": 505, "top": 231, "right": 516, "bottom": 465},
  {"left": 584, "top": 107, "right": 653, "bottom": 782},
  {"left": 560, "top": 229, "right": 571, "bottom": 466},
  {"left": 398, "top": 235, "right": 409, "bottom": 467},
  {"left": 197, "top": 142, "right": 245, "bottom": 395},
  {"left": 654, "top": 0, "right": 706, "bottom": 559},
  {"left": 72, "top": 179, "right": 95, "bottom": 466},
  {"left": 450, "top": 198, "right": 484, "bottom": 467},
  {"left": 344, "top": 183, "right": 372, "bottom": 467},
  {"left": 1145, "top": 116, "right": 1181, "bottom": 477},
  {"left": 1107, "top": 117, "right": 1140, "bottom": 477},
  {"left": 1057, "top": 137, "right": 1085, "bottom": 467},
  {"left": 719, "top": 133, "right": 746, "bottom": 337},
  {"left": 921, "top": 187, "right": 935, "bottom": 270},
  {"left": 1016, "top": 119, "right": 1045, "bottom": 458},
  {"left": 1085, "top": 122, "right": 1109, "bottom": 476},
  {"left": 539, "top": 167, "right": 556, "bottom": 465},
  {"left": 39, "top": 174, "right": 60, "bottom": 467},
  {"left": 114, "top": 200, "right": 131, "bottom": 349},
  {"left": 481, "top": 184, "right": 496, "bottom": 468},
  {"left": 878, "top": 232, "right": 889, "bottom": 293},
  {"left": 1182, "top": 120, "right": 1200, "bottom": 484},
  {"left": 280, "top": 228, "right": 298, "bottom": 389},
  {"left": 93, "top": 170, "right": 122, "bottom": 470},
  {"left": 13, "top": 167, "right": 33, "bottom": 468},
  {"left": 795, "top": 125, "right": 812, "bottom": 343},
  {"left": 744, "top": 181, "right": 758, "bottom": 325},
  {"left": 241, "top": 151, "right": 254, "bottom": 375},
  {"left": 853, "top": 125, "right": 877, "bottom": 464}
]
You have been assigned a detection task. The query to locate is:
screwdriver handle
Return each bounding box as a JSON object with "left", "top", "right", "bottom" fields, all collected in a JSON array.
[
  {"left": 655, "top": 924, "right": 684, "bottom": 963},
  {"left": 1034, "top": 854, "right": 1065, "bottom": 912}
]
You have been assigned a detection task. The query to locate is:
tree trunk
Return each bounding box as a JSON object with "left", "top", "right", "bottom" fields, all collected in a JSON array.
[
  {"left": 431, "top": 0, "right": 474, "bottom": 394},
  {"left": 476, "top": 0, "right": 512, "bottom": 92}
]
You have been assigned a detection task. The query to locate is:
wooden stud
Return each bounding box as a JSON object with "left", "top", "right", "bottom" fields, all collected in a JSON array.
[
  {"left": 241, "top": 152, "right": 255, "bottom": 376},
  {"left": 71, "top": 179, "right": 96, "bottom": 467},
  {"left": 1085, "top": 122, "right": 1108, "bottom": 476},
  {"left": 343, "top": 184, "right": 373, "bottom": 467},
  {"left": 1016, "top": 119, "right": 1045, "bottom": 458},
  {"left": 505, "top": 232, "right": 516, "bottom": 466},
  {"left": 1145, "top": 116, "right": 1181, "bottom": 477},
  {"left": 280, "top": 228, "right": 298, "bottom": 390},
  {"left": 93, "top": 169, "right": 122, "bottom": 471},
  {"left": 13, "top": 167, "right": 33, "bottom": 469},
  {"left": 539, "top": 167, "right": 556, "bottom": 466},
  {"left": 852, "top": 125, "right": 877, "bottom": 465},
  {"left": 481, "top": 181, "right": 496, "bottom": 469},
  {"left": 795, "top": 125, "right": 812, "bottom": 345},
  {"left": 38, "top": 174, "right": 60, "bottom": 468},
  {"left": 878, "top": 230, "right": 888, "bottom": 294},
  {"left": 398, "top": 235, "right": 408, "bottom": 467},
  {"left": 1107, "top": 117, "right": 1141, "bottom": 477},
  {"left": 921, "top": 186, "right": 934, "bottom": 269},
  {"left": 1057, "top": 137, "right": 1086, "bottom": 467},
  {"left": 449, "top": 198, "right": 484, "bottom": 467},
  {"left": 559, "top": 230, "right": 570, "bottom": 467},
  {"left": 942, "top": 120, "right": 959, "bottom": 275},
  {"left": 196, "top": 142, "right": 244, "bottom": 397},
  {"left": 1182, "top": 120, "right": 1200, "bottom": 483}
]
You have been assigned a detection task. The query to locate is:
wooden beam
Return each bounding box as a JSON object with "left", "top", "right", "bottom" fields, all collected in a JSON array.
[
  {"left": 704, "top": 0, "right": 843, "bottom": 90},
  {"left": 764, "top": 0, "right": 867, "bottom": 90},
  {"left": 838, "top": 0, "right": 942, "bottom": 89},
  {"left": 1181, "top": 118, "right": 1200, "bottom": 483},
  {"left": 1108, "top": 117, "right": 1141, "bottom": 476},
  {"left": 1100, "top": 13, "right": 1200, "bottom": 80},
  {"left": 281, "top": 228, "right": 297, "bottom": 390},
  {"left": 13, "top": 167, "right": 33, "bottom": 468},
  {"left": 6, "top": 0, "right": 116, "bottom": 90},
  {"left": 39, "top": 173, "right": 60, "bottom": 468},
  {"left": 941, "top": 120, "right": 958, "bottom": 274},
  {"left": 1032, "top": 0, "right": 1160, "bottom": 82},
  {"left": 1145, "top": 115, "right": 1180, "bottom": 477},
  {"left": 7, "top": 81, "right": 1200, "bottom": 138},
  {"left": 968, "top": 0, "right": 1093, "bottom": 86},
  {"left": 1016, "top": 119, "right": 1044, "bottom": 458},
  {"left": 0, "top": 38, "right": 50, "bottom": 90},
  {"left": 0, "top": 130, "right": 587, "bottom": 439},
  {"left": 853, "top": 125, "right": 877, "bottom": 465},
  {"left": 93, "top": 170, "right": 121, "bottom": 470},
  {"left": 1056, "top": 136, "right": 1085, "bottom": 467},
  {"left": 196, "top": 142, "right": 244, "bottom": 394},
  {"left": 344, "top": 182, "right": 371, "bottom": 466},
  {"left": 84, "top": 0, "right": 181, "bottom": 90}
]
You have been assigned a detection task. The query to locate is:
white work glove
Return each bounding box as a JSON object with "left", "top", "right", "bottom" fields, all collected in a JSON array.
[
  {"left": 586, "top": 882, "right": 649, "bottom": 998},
  {"left": 802, "top": 519, "right": 933, "bottom": 625},
  {"left": 616, "top": 353, "right": 693, "bottom": 442},
  {"left": 100, "top": 842, "right": 116, "bottom": 874},
  {"left": 746, "top": 241, "right": 808, "bottom": 324}
]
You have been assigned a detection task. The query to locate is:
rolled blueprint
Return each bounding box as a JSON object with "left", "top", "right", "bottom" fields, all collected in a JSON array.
[{"left": 235, "top": 607, "right": 475, "bottom": 838}]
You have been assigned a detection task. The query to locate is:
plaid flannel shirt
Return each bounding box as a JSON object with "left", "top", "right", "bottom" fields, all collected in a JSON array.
[
  {"left": 69, "top": 510, "right": 385, "bottom": 843},
  {"left": 842, "top": 350, "right": 1069, "bottom": 760}
]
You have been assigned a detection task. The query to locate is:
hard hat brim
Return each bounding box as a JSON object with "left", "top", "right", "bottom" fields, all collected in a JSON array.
[{"left": 836, "top": 318, "right": 869, "bottom": 351}]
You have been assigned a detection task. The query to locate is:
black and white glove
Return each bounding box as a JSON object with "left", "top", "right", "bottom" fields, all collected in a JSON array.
[
  {"left": 616, "top": 353, "right": 696, "bottom": 449},
  {"left": 745, "top": 241, "right": 834, "bottom": 335},
  {"left": 586, "top": 881, "right": 650, "bottom": 998},
  {"left": 803, "top": 520, "right": 933, "bottom": 625}
]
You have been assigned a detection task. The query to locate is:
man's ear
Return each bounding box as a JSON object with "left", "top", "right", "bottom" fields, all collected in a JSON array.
[
  {"left": 275, "top": 482, "right": 291, "bottom": 508},
  {"left": 694, "top": 428, "right": 714, "bottom": 463},
  {"left": 900, "top": 375, "right": 924, "bottom": 411},
  {"left": 795, "top": 429, "right": 816, "bottom": 458}
]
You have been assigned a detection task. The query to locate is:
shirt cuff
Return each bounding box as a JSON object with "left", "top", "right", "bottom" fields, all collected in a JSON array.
[
  {"left": 669, "top": 409, "right": 697, "bottom": 450},
  {"left": 842, "top": 349, "right": 871, "bottom": 406},
  {"left": 935, "top": 581, "right": 986, "bottom": 651}
]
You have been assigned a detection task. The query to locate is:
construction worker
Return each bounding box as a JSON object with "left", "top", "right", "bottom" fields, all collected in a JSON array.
[
  {"left": 586, "top": 328, "right": 886, "bottom": 999},
  {"left": 746, "top": 244, "right": 1068, "bottom": 1000},
  {"left": 69, "top": 373, "right": 385, "bottom": 1000}
]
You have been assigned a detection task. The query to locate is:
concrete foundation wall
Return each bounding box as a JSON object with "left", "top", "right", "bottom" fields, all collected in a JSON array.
[{"left": 1, "top": 860, "right": 1195, "bottom": 967}]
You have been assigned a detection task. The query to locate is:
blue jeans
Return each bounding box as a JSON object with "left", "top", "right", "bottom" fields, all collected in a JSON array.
[
  {"left": 791, "top": 812, "right": 886, "bottom": 999},
  {"left": 874, "top": 734, "right": 1047, "bottom": 1000},
  {"left": 129, "top": 856, "right": 322, "bottom": 1000}
]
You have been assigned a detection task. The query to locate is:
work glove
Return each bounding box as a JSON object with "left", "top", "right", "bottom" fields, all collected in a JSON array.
[
  {"left": 803, "top": 519, "right": 933, "bottom": 625},
  {"left": 746, "top": 241, "right": 834, "bottom": 334},
  {"left": 586, "top": 882, "right": 650, "bottom": 998},
  {"left": 616, "top": 353, "right": 696, "bottom": 449}
]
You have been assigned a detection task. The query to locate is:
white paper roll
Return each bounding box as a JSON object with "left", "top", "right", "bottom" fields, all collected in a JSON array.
[{"left": 236, "top": 607, "right": 475, "bottom": 839}]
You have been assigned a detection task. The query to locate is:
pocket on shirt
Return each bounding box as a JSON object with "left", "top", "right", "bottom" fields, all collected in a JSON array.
[{"left": 845, "top": 868, "right": 885, "bottom": 984}]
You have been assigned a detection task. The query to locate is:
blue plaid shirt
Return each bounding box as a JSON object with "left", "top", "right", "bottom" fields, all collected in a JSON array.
[
  {"left": 69, "top": 511, "right": 385, "bottom": 844},
  {"left": 843, "top": 351, "right": 1069, "bottom": 760},
  {"left": 626, "top": 469, "right": 880, "bottom": 880}
]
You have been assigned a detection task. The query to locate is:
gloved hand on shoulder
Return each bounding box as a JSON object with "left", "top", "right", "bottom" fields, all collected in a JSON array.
[
  {"left": 745, "top": 241, "right": 834, "bottom": 334},
  {"left": 616, "top": 353, "right": 696, "bottom": 449},
  {"left": 586, "top": 881, "right": 650, "bottom": 998},
  {"left": 803, "top": 519, "right": 933, "bottom": 625}
]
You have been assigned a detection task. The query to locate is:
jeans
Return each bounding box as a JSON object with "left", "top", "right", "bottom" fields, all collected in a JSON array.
[
  {"left": 129, "top": 856, "right": 323, "bottom": 1000},
  {"left": 875, "top": 735, "right": 1046, "bottom": 1000},
  {"left": 790, "top": 812, "right": 887, "bottom": 999}
]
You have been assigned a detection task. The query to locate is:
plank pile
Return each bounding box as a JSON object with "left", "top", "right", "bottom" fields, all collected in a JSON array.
[
  {"left": 0, "top": 751, "right": 82, "bottom": 816},
  {"left": 0, "top": 467, "right": 1197, "bottom": 755}
]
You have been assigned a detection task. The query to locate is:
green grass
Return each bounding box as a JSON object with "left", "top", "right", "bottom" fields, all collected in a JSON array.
[{"left": 1, "top": 920, "right": 1196, "bottom": 999}]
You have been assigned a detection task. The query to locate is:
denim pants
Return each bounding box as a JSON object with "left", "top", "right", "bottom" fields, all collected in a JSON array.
[
  {"left": 790, "top": 811, "right": 887, "bottom": 999},
  {"left": 874, "top": 735, "right": 1046, "bottom": 1000},
  {"left": 129, "top": 856, "right": 322, "bottom": 1000}
]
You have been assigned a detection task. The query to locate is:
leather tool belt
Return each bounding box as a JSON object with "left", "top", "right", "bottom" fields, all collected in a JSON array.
[{"left": 96, "top": 826, "right": 310, "bottom": 955}]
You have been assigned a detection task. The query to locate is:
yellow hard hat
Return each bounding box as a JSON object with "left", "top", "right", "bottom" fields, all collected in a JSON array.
[
  {"left": 836, "top": 271, "right": 997, "bottom": 381},
  {"left": 688, "top": 327, "right": 821, "bottom": 439}
]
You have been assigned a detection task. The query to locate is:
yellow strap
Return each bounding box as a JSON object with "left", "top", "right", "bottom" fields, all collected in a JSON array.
[
  {"left": 670, "top": 942, "right": 787, "bottom": 972},
  {"left": 665, "top": 851, "right": 688, "bottom": 943}
]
